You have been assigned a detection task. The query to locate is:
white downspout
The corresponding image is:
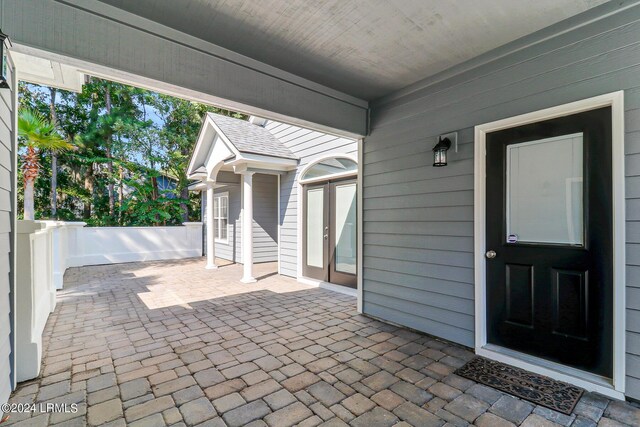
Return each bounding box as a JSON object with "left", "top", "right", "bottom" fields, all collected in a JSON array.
[
  {"left": 241, "top": 171, "right": 256, "bottom": 283},
  {"left": 205, "top": 185, "right": 217, "bottom": 270}
]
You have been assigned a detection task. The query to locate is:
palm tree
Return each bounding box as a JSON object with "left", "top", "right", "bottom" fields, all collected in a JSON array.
[{"left": 18, "top": 108, "right": 72, "bottom": 220}]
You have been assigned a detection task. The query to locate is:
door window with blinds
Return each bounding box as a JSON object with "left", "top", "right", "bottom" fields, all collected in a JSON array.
[
  {"left": 506, "top": 133, "right": 584, "bottom": 245},
  {"left": 214, "top": 193, "right": 229, "bottom": 243}
]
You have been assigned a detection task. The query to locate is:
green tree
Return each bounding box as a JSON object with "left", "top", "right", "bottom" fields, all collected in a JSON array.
[
  {"left": 151, "top": 95, "right": 246, "bottom": 221},
  {"left": 17, "top": 78, "right": 246, "bottom": 226},
  {"left": 18, "top": 109, "right": 73, "bottom": 220}
]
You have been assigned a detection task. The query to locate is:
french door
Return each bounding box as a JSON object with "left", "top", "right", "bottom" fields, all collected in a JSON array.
[
  {"left": 303, "top": 179, "right": 357, "bottom": 288},
  {"left": 485, "top": 107, "right": 613, "bottom": 377}
]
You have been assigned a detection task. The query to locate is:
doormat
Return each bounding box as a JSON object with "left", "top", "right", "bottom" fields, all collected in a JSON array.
[{"left": 455, "top": 357, "right": 584, "bottom": 415}]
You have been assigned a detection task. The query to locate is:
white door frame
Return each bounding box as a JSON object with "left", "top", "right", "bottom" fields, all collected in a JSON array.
[{"left": 473, "top": 91, "right": 626, "bottom": 400}]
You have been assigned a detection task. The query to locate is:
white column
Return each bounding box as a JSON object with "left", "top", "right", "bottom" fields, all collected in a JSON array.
[
  {"left": 205, "top": 185, "right": 217, "bottom": 269},
  {"left": 241, "top": 171, "right": 256, "bottom": 283}
]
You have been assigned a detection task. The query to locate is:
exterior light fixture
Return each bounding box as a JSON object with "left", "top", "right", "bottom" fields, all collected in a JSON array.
[
  {"left": 432, "top": 136, "right": 452, "bottom": 167},
  {"left": 0, "top": 30, "right": 11, "bottom": 89}
]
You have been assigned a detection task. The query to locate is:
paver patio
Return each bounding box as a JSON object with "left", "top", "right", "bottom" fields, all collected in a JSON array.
[{"left": 3, "top": 258, "right": 640, "bottom": 426}]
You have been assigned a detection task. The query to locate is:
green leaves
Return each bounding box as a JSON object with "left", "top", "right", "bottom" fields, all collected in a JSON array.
[
  {"left": 17, "top": 78, "right": 245, "bottom": 224},
  {"left": 18, "top": 108, "right": 73, "bottom": 151},
  {"left": 119, "top": 169, "right": 187, "bottom": 226}
]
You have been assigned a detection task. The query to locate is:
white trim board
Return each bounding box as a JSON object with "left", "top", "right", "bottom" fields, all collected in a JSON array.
[
  {"left": 297, "top": 277, "right": 357, "bottom": 298},
  {"left": 277, "top": 174, "right": 281, "bottom": 276},
  {"left": 298, "top": 154, "right": 359, "bottom": 185},
  {"left": 473, "top": 91, "right": 626, "bottom": 400},
  {"left": 357, "top": 139, "right": 364, "bottom": 313}
]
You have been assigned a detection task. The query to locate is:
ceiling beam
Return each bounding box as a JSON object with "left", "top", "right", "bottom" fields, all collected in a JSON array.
[{"left": 0, "top": 0, "right": 368, "bottom": 137}]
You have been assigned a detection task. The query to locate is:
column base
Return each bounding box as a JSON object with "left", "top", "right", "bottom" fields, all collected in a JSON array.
[
  {"left": 205, "top": 264, "right": 218, "bottom": 270},
  {"left": 241, "top": 276, "right": 257, "bottom": 283}
]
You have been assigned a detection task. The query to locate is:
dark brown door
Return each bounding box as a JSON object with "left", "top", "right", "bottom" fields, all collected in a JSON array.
[
  {"left": 303, "top": 183, "right": 330, "bottom": 282},
  {"left": 303, "top": 179, "right": 357, "bottom": 287},
  {"left": 486, "top": 107, "right": 613, "bottom": 377}
]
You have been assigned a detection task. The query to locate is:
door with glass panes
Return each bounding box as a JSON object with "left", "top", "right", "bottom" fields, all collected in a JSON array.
[
  {"left": 303, "top": 178, "right": 357, "bottom": 288},
  {"left": 485, "top": 107, "right": 613, "bottom": 377}
]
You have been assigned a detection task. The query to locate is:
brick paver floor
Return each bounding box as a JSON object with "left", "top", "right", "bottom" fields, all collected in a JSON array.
[{"left": 4, "top": 257, "right": 640, "bottom": 426}]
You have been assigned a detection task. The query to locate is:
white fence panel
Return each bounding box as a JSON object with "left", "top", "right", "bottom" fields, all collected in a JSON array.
[
  {"left": 70, "top": 222, "right": 203, "bottom": 267},
  {"left": 15, "top": 220, "right": 203, "bottom": 381},
  {"left": 16, "top": 221, "right": 55, "bottom": 382}
]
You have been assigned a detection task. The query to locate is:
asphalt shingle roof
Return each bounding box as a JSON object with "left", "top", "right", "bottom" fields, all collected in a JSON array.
[{"left": 208, "top": 113, "right": 297, "bottom": 160}]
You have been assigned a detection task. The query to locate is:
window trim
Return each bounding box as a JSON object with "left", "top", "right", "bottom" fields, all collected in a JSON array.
[
  {"left": 213, "top": 191, "right": 229, "bottom": 244},
  {"left": 299, "top": 155, "right": 358, "bottom": 185}
]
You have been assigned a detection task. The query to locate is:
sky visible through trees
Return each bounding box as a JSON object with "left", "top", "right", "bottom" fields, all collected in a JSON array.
[{"left": 18, "top": 77, "right": 246, "bottom": 226}]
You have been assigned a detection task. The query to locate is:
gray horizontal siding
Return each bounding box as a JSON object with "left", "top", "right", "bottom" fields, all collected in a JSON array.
[
  {"left": 364, "top": 5, "right": 640, "bottom": 399},
  {"left": 204, "top": 174, "right": 277, "bottom": 264},
  {"left": 265, "top": 121, "right": 357, "bottom": 278},
  {"left": 0, "top": 56, "right": 14, "bottom": 405},
  {"left": 252, "top": 174, "right": 278, "bottom": 263}
]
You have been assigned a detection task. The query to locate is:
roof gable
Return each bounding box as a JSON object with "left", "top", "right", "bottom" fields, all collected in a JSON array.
[
  {"left": 208, "top": 113, "right": 297, "bottom": 160},
  {"left": 187, "top": 113, "right": 299, "bottom": 180}
]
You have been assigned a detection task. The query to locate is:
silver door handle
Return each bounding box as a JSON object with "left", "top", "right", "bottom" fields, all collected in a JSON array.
[
  {"left": 324, "top": 234, "right": 328, "bottom": 240},
  {"left": 486, "top": 250, "right": 497, "bottom": 259}
]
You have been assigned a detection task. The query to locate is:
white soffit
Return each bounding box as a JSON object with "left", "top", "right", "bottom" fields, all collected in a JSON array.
[{"left": 11, "top": 51, "right": 86, "bottom": 93}]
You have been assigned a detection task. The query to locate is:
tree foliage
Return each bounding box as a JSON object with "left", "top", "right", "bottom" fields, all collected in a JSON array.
[
  {"left": 18, "top": 78, "right": 246, "bottom": 226},
  {"left": 17, "top": 108, "right": 71, "bottom": 220}
]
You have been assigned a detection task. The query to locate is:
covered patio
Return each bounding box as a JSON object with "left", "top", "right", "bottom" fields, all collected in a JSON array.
[{"left": 3, "top": 259, "right": 638, "bottom": 426}]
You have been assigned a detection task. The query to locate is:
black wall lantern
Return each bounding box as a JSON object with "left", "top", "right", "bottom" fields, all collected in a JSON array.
[
  {"left": 432, "top": 132, "right": 458, "bottom": 167},
  {"left": 0, "top": 30, "right": 11, "bottom": 89},
  {"left": 432, "top": 136, "right": 452, "bottom": 167}
]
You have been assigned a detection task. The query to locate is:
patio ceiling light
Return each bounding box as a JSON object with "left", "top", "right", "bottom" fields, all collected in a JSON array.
[
  {"left": 0, "top": 30, "right": 11, "bottom": 89},
  {"left": 432, "top": 136, "right": 452, "bottom": 167}
]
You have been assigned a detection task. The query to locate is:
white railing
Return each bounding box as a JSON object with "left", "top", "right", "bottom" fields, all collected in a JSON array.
[{"left": 15, "top": 220, "right": 203, "bottom": 381}]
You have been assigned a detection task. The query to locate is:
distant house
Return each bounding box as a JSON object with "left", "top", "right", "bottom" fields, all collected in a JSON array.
[
  {"left": 155, "top": 174, "right": 178, "bottom": 197},
  {"left": 188, "top": 113, "right": 357, "bottom": 290},
  {"left": 123, "top": 172, "right": 178, "bottom": 198}
]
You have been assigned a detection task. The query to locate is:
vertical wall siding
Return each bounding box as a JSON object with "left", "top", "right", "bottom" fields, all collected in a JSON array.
[
  {"left": 365, "top": 8, "right": 640, "bottom": 399},
  {"left": 203, "top": 174, "right": 278, "bottom": 263},
  {"left": 265, "top": 121, "right": 357, "bottom": 278},
  {"left": 0, "top": 55, "right": 14, "bottom": 404}
]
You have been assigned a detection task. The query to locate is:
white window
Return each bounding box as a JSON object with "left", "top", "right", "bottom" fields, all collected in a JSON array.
[{"left": 213, "top": 193, "right": 229, "bottom": 243}]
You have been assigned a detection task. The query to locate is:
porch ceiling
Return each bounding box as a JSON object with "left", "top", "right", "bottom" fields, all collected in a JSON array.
[{"left": 97, "top": 0, "right": 606, "bottom": 100}]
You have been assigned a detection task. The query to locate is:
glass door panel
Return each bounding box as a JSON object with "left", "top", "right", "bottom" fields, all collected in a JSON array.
[
  {"left": 303, "top": 184, "right": 329, "bottom": 281},
  {"left": 306, "top": 188, "right": 325, "bottom": 268},
  {"left": 334, "top": 182, "right": 357, "bottom": 274},
  {"left": 329, "top": 179, "right": 357, "bottom": 288}
]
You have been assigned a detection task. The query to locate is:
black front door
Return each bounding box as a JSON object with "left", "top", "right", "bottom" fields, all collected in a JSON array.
[
  {"left": 486, "top": 107, "right": 613, "bottom": 377},
  {"left": 303, "top": 179, "right": 357, "bottom": 288}
]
